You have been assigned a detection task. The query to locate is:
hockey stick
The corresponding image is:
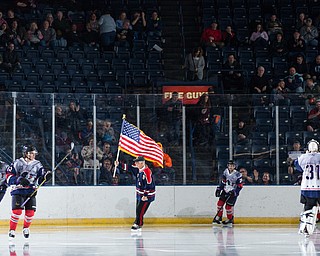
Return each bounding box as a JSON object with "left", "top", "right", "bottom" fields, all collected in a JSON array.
[
  {"left": 53, "top": 142, "right": 75, "bottom": 172},
  {"left": 20, "top": 171, "right": 53, "bottom": 207},
  {"left": 20, "top": 142, "right": 75, "bottom": 208},
  {"left": 212, "top": 194, "right": 232, "bottom": 223}
]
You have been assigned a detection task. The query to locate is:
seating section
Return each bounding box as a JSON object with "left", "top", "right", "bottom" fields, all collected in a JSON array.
[
  {"left": 201, "top": 0, "right": 319, "bottom": 92},
  {"left": 0, "top": 0, "right": 163, "bottom": 93}
]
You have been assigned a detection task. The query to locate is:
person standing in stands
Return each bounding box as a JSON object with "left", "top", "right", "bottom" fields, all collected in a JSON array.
[
  {"left": 184, "top": 47, "right": 205, "bottom": 81},
  {"left": 98, "top": 8, "right": 116, "bottom": 51}
]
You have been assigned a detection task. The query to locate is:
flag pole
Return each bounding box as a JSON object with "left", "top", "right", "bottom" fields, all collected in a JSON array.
[{"left": 113, "top": 114, "right": 126, "bottom": 177}]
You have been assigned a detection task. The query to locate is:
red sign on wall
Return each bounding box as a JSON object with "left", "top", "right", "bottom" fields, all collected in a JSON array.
[{"left": 162, "top": 85, "right": 213, "bottom": 105}]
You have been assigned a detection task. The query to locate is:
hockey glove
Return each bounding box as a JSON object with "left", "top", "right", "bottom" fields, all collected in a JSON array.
[
  {"left": 228, "top": 190, "right": 236, "bottom": 197},
  {"left": 18, "top": 177, "right": 30, "bottom": 187},
  {"left": 215, "top": 188, "right": 222, "bottom": 197},
  {"left": 0, "top": 184, "right": 7, "bottom": 191}
]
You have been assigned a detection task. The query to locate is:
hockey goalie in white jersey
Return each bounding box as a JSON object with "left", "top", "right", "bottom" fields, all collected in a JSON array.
[{"left": 294, "top": 139, "right": 320, "bottom": 236}]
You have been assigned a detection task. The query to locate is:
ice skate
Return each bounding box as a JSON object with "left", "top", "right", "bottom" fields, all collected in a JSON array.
[
  {"left": 212, "top": 216, "right": 222, "bottom": 225},
  {"left": 131, "top": 223, "right": 142, "bottom": 232},
  {"left": 8, "top": 230, "right": 15, "bottom": 240},
  {"left": 23, "top": 228, "right": 30, "bottom": 239},
  {"left": 222, "top": 217, "right": 234, "bottom": 227}
]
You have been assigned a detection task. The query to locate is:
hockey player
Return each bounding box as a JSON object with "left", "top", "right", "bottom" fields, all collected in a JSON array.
[
  {"left": 213, "top": 160, "right": 243, "bottom": 227},
  {"left": 117, "top": 156, "right": 156, "bottom": 232},
  {"left": 6, "top": 145, "right": 48, "bottom": 240},
  {"left": 295, "top": 139, "right": 320, "bottom": 236},
  {"left": 0, "top": 160, "right": 9, "bottom": 203}
]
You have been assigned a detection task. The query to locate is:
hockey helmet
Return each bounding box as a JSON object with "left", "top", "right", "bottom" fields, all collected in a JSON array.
[
  {"left": 307, "top": 139, "right": 319, "bottom": 153},
  {"left": 22, "top": 145, "right": 38, "bottom": 156}
]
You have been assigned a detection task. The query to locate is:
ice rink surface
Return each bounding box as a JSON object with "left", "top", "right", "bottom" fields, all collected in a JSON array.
[{"left": 0, "top": 224, "right": 318, "bottom": 255}]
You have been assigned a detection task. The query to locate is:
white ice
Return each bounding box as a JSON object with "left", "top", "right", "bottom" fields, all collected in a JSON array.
[{"left": 0, "top": 225, "right": 317, "bottom": 256}]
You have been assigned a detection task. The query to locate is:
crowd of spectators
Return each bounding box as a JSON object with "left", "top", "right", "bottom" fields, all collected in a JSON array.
[
  {"left": 0, "top": 0, "right": 164, "bottom": 92},
  {"left": 199, "top": 2, "right": 320, "bottom": 95}
]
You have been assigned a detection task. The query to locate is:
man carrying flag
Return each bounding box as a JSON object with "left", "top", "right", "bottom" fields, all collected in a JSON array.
[{"left": 115, "top": 118, "right": 163, "bottom": 231}]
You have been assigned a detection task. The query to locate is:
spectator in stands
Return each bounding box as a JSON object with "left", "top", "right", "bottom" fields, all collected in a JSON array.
[
  {"left": 287, "top": 140, "right": 304, "bottom": 176},
  {"left": 0, "top": 23, "right": 11, "bottom": 47},
  {"left": 249, "top": 24, "right": 269, "bottom": 48},
  {"left": 307, "top": 99, "right": 320, "bottom": 132},
  {"left": 115, "top": 19, "right": 134, "bottom": 49},
  {"left": 195, "top": 93, "right": 212, "bottom": 146},
  {"left": 2, "top": 43, "right": 21, "bottom": 73},
  {"left": 56, "top": 130, "right": 73, "bottom": 155},
  {"left": 233, "top": 119, "right": 250, "bottom": 145},
  {"left": 164, "top": 91, "right": 182, "bottom": 146},
  {"left": 81, "top": 137, "right": 103, "bottom": 168},
  {"left": 66, "top": 23, "right": 83, "bottom": 47},
  {"left": 252, "top": 167, "right": 262, "bottom": 184},
  {"left": 266, "top": 14, "right": 283, "bottom": 42},
  {"left": 81, "top": 138, "right": 103, "bottom": 185},
  {"left": 98, "top": 8, "right": 116, "bottom": 51},
  {"left": 98, "top": 157, "right": 114, "bottom": 185},
  {"left": 250, "top": 66, "right": 270, "bottom": 94},
  {"left": 45, "top": 13, "right": 54, "bottom": 27},
  {"left": 55, "top": 105, "right": 67, "bottom": 133},
  {"left": 222, "top": 54, "right": 244, "bottom": 93},
  {"left": 25, "top": 21, "right": 43, "bottom": 47},
  {"left": 115, "top": 11, "right": 129, "bottom": 31},
  {"left": 300, "top": 18, "right": 318, "bottom": 47},
  {"left": 270, "top": 32, "right": 287, "bottom": 57},
  {"left": 305, "top": 78, "right": 320, "bottom": 96},
  {"left": 88, "top": 11, "right": 99, "bottom": 33},
  {"left": 146, "top": 10, "right": 162, "bottom": 40},
  {"left": 66, "top": 100, "right": 85, "bottom": 142},
  {"left": 40, "top": 20, "right": 56, "bottom": 48},
  {"left": 82, "top": 22, "right": 99, "bottom": 47},
  {"left": 101, "top": 141, "right": 115, "bottom": 161},
  {"left": 52, "top": 10, "right": 70, "bottom": 47},
  {"left": 261, "top": 171, "right": 273, "bottom": 185},
  {"left": 98, "top": 120, "right": 116, "bottom": 144},
  {"left": 291, "top": 54, "right": 309, "bottom": 79},
  {"left": 0, "top": 12, "right": 7, "bottom": 28},
  {"left": 79, "top": 119, "right": 93, "bottom": 145},
  {"left": 131, "top": 10, "right": 146, "bottom": 40},
  {"left": 222, "top": 25, "right": 238, "bottom": 48},
  {"left": 184, "top": 46, "right": 205, "bottom": 81},
  {"left": 287, "top": 31, "right": 306, "bottom": 61},
  {"left": 65, "top": 152, "right": 83, "bottom": 185},
  {"left": 283, "top": 66, "right": 304, "bottom": 93},
  {"left": 200, "top": 21, "right": 224, "bottom": 48},
  {"left": 309, "top": 55, "right": 320, "bottom": 83},
  {"left": 296, "top": 12, "right": 307, "bottom": 31},
  {"left": 239, "top": 167, "right": 253, "bottom": 185},
  {"left": 6, "top": 9, "right": 18, "bottom": 28},
  {"left": 270, "top": 79, "right": 290, "bottom": 104},
  {"left": 9, "top": 19, "right": 26, "bottom": 47}
]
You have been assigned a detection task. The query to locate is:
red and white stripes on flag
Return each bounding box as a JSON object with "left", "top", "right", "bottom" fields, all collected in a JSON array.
[{"left": 119, "top": 120, "right": 164, "bottom": 168}]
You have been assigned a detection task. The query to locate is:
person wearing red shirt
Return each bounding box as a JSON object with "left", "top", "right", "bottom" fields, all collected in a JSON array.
[{"left": 201, "top": 21, "right": 224, "bottom": 48}]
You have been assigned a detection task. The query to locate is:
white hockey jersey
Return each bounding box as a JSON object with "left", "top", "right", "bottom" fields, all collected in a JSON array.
[{"left": 294, "top": 152, "right": 320, "bottom": 198}]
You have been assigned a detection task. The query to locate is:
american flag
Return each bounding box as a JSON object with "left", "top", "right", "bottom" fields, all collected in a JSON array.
[{"left": 119, "top": 120, "right": 163, "bottom": 167}]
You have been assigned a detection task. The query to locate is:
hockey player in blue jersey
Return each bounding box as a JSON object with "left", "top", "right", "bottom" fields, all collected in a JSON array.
[
  {"left": 6, "top": 145, "right": 48, "bottom": 240},
  {"left": 213, "top": 160, "right": 243, "bottom": 227},
  {"left": 294, "top": 139, "right": 320, "bottom": 236}
]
